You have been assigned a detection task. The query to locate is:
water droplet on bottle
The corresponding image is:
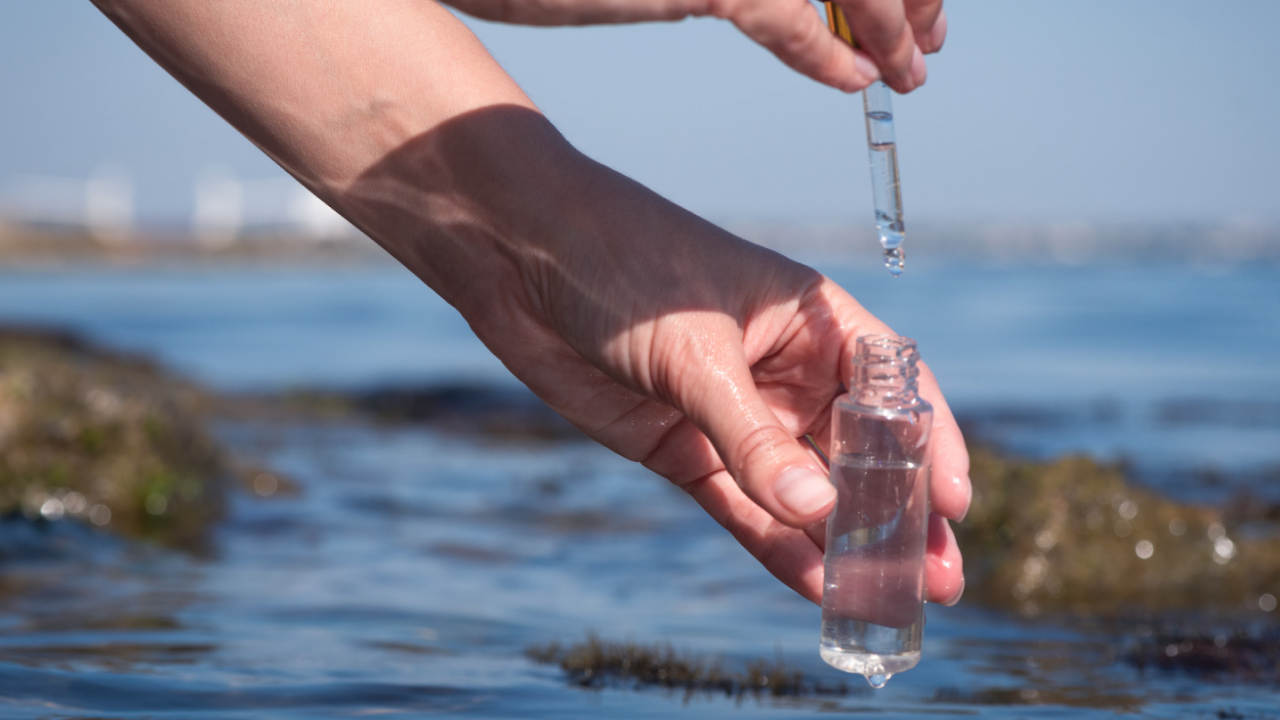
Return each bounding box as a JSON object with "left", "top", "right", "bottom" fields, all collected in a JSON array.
[{"left": 866, "top": 673, "right": 890, "bottom": 689}]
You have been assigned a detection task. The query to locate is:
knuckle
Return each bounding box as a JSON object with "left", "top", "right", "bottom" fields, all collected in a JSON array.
[
  {"left": 731, "top": 423, "right": 794, "bottom": 478},
  {"left": 781, "top": 11, "right": 826, "bottom": 59},
  {"left": 754, "top": 525, "right": 791, "bottom": 571},
  {"left": 704, "top": 0, "right": 740, "bottom": 21}
]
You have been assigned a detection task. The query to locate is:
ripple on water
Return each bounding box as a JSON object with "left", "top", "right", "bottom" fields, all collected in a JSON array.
[{"left": 3, "top": 415, "right": 1280, "bottom": 719}]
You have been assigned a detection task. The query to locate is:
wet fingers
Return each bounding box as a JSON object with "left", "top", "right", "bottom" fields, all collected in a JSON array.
[{"left": 925, "top": 512, "right": 965, "bottom": 605}]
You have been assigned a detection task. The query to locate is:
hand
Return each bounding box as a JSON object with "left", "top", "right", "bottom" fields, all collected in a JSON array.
[
  {"left": 92, "top": 0, "right": 967, "bottom": 606},
  {"left": 347, "top": 105, "right": 970, "bottom": 605},
  {"left": 441, "top": 0, "right": 946, "bottom": 93}
]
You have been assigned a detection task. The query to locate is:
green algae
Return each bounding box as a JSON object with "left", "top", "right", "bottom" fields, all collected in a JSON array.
[
  {"left": 0, "top": 326, "right": 227, "bottom": 549},
  {"left": 957, "top": 446, "right": 1280, "bottom": 617}
]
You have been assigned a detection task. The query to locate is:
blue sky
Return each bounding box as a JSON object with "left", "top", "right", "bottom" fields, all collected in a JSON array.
[{"left": 1, "top": 1, "right": 1277, "bottom": 226}]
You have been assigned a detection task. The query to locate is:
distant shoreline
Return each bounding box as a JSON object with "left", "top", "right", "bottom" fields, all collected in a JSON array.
[
  {"left": 3, "top": 219, "right": 1280, "bottom": 267},
  {"left": 725, "top": 218, "right": 1280, "bottom": 266},
  {"left": 0, "top": 223, "right": 390, "bottom": 267}
]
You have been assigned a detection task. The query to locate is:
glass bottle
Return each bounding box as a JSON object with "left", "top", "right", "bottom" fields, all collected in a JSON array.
[{"left": 820, "top": 334, "right": 932, "bottom": 688}]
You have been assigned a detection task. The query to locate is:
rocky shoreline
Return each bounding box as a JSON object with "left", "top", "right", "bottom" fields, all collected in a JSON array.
[
  {"left": 0, "top": 325, "right": 226, "bottom": 549},
  {"left": 4, "top": 324, "right": 1279, "bottom": 613},
  {"left": 960, "top": 447, "right": 1280, "bottom": 617},
  {"left": 2, "top": 324, "right": 1278, "bottom": 684}
]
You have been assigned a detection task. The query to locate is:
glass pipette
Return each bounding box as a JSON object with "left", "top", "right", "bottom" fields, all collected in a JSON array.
[{"left": 823, "top": 3, "right": 907, "bottom": 276}]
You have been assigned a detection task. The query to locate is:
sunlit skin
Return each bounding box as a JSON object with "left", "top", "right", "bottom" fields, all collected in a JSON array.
[
  {"left": 91, "top": 0, "right": 967, "bottom": 610},
  {"left": 441, "top": 0, "right": 946, "bottom": 93}
]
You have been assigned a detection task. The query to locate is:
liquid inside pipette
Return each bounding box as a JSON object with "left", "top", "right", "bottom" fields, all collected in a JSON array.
[{"left": 863, "top": 81, "right": 905, "bottom": 276}]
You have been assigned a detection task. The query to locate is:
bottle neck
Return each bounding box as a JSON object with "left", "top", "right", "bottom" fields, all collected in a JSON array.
[{"left": 850, "top": 334, "right": 921, "bottom": 409}]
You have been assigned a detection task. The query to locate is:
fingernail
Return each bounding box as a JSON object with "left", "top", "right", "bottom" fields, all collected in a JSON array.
[
  {"left": 853, "top": 50, "right": 881, "bottom": 85},
  {"left": 926, "top": 10, "right": 947, "bottom": 53},
  {"left": 774, "top": 467, "right": 836, "bottom": 519},
  {"left": 956, "top": 475, "right": 972, "bottom": 523},
  {"left": 943, "top": 575, "right": 965, "bottom": 607},
  {"left": 910, "top": 45, "right": 927, "bottom": 88},
  {"left": 942, "top": 520, "right": 964, "bottom": 606}
]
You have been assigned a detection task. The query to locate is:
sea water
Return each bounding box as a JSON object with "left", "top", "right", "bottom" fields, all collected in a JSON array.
[
  {"left": 3, "top": 265, "right": 1280, "bottom": 717},
  {"left": 820, "top": 456, "right": 928, "bottom": 685}
]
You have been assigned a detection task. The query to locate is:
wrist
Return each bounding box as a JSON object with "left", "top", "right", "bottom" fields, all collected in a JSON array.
[{"left": 337, "top": 105, "right": 593, "bottom": 322}]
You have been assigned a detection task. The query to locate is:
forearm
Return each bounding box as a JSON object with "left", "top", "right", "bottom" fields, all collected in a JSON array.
[
  {"left": 90, "top": 0, "right": 577, "bottom": 315},
  {"left": 90, "top": 0, "right": 969, "bottom": 606},
  {"left": 91, "top": 0, "right": 776, "bottom": 379}
]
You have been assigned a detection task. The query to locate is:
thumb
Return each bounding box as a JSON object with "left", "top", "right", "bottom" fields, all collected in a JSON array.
[
  {"left": 723, "top": 0, "right": 882, "bottom": 93},
  {"left": 675, "top": 343, "right": 836, "bottom": 529}
]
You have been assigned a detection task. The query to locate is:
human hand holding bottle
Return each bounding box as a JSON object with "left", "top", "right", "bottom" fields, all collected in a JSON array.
[
  {"left": 454, "top": 184, "right": 973, "bottom": 607},
  {"left": 91, "top": 0, "right": 968, "bottom": 610},
  {"left": 366, "top": 113, "right": 974, "bottom": 605}
]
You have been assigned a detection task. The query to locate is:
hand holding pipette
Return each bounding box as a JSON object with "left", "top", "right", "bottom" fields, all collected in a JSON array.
[{"left": 823, "top": 2, "right": 912, "bottom": 275}]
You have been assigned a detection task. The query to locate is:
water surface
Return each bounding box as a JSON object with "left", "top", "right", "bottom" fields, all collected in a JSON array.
[{"left": 2, "top": 262, "right": 1278, "bottom": 717}]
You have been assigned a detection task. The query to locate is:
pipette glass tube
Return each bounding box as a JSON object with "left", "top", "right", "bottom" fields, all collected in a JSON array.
[
  {"left": 863, "top": 82, "right": 905, "bottom": 275},
  {"left": 822, "top": 2, "right": 908, "bottom": 275}
]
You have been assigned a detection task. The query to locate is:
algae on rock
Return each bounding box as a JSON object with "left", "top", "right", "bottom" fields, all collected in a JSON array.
[
  {"left": 0, "top": 326, "right": 227, "bottom": 548},
  {"left": 957, "top": 446, "right": 1280, "bottom": 616}
]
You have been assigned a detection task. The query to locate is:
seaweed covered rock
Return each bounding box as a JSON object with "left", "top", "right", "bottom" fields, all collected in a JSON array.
[
  {"left": 957, "top": 446, "right": 1280, "bottom": 616},
  {"left": 277, "top": 383, "right": 585, "bottom": 442},
  {"left": 1127, "top": 626, "right": 1280, "bottom": 684},
  {"left": 527, "top": 634, "right": 851, "bottom": 698},
  {"left": 0, "top": 326, "right": 227, "bottom": 548}
]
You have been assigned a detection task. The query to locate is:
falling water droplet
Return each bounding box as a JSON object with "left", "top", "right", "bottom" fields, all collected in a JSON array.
[
  {"left": 866, "top": 673, "right": 890, "bottom": 689},
  {"left": 884, "top": 247, "right": 904, "bottom": 276}
]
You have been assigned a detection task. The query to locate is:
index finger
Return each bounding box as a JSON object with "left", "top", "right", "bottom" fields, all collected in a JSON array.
[
  {"left": 918, "top": 360, "right": 971, "bottom": 522},
  {"left": 905, "top": 0, "right": 945, "bottom": 54},
  {"left": 717, "top": 0, "right": 882, "bottom": 92}
]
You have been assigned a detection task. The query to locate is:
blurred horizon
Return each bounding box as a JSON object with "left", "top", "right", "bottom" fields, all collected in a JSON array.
[
  {"left": 4, "top": 216, "right": 1279, "bottom": 270},
  {"left": 2, "top": 1, "right": 1278, "bottom": 234}
]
